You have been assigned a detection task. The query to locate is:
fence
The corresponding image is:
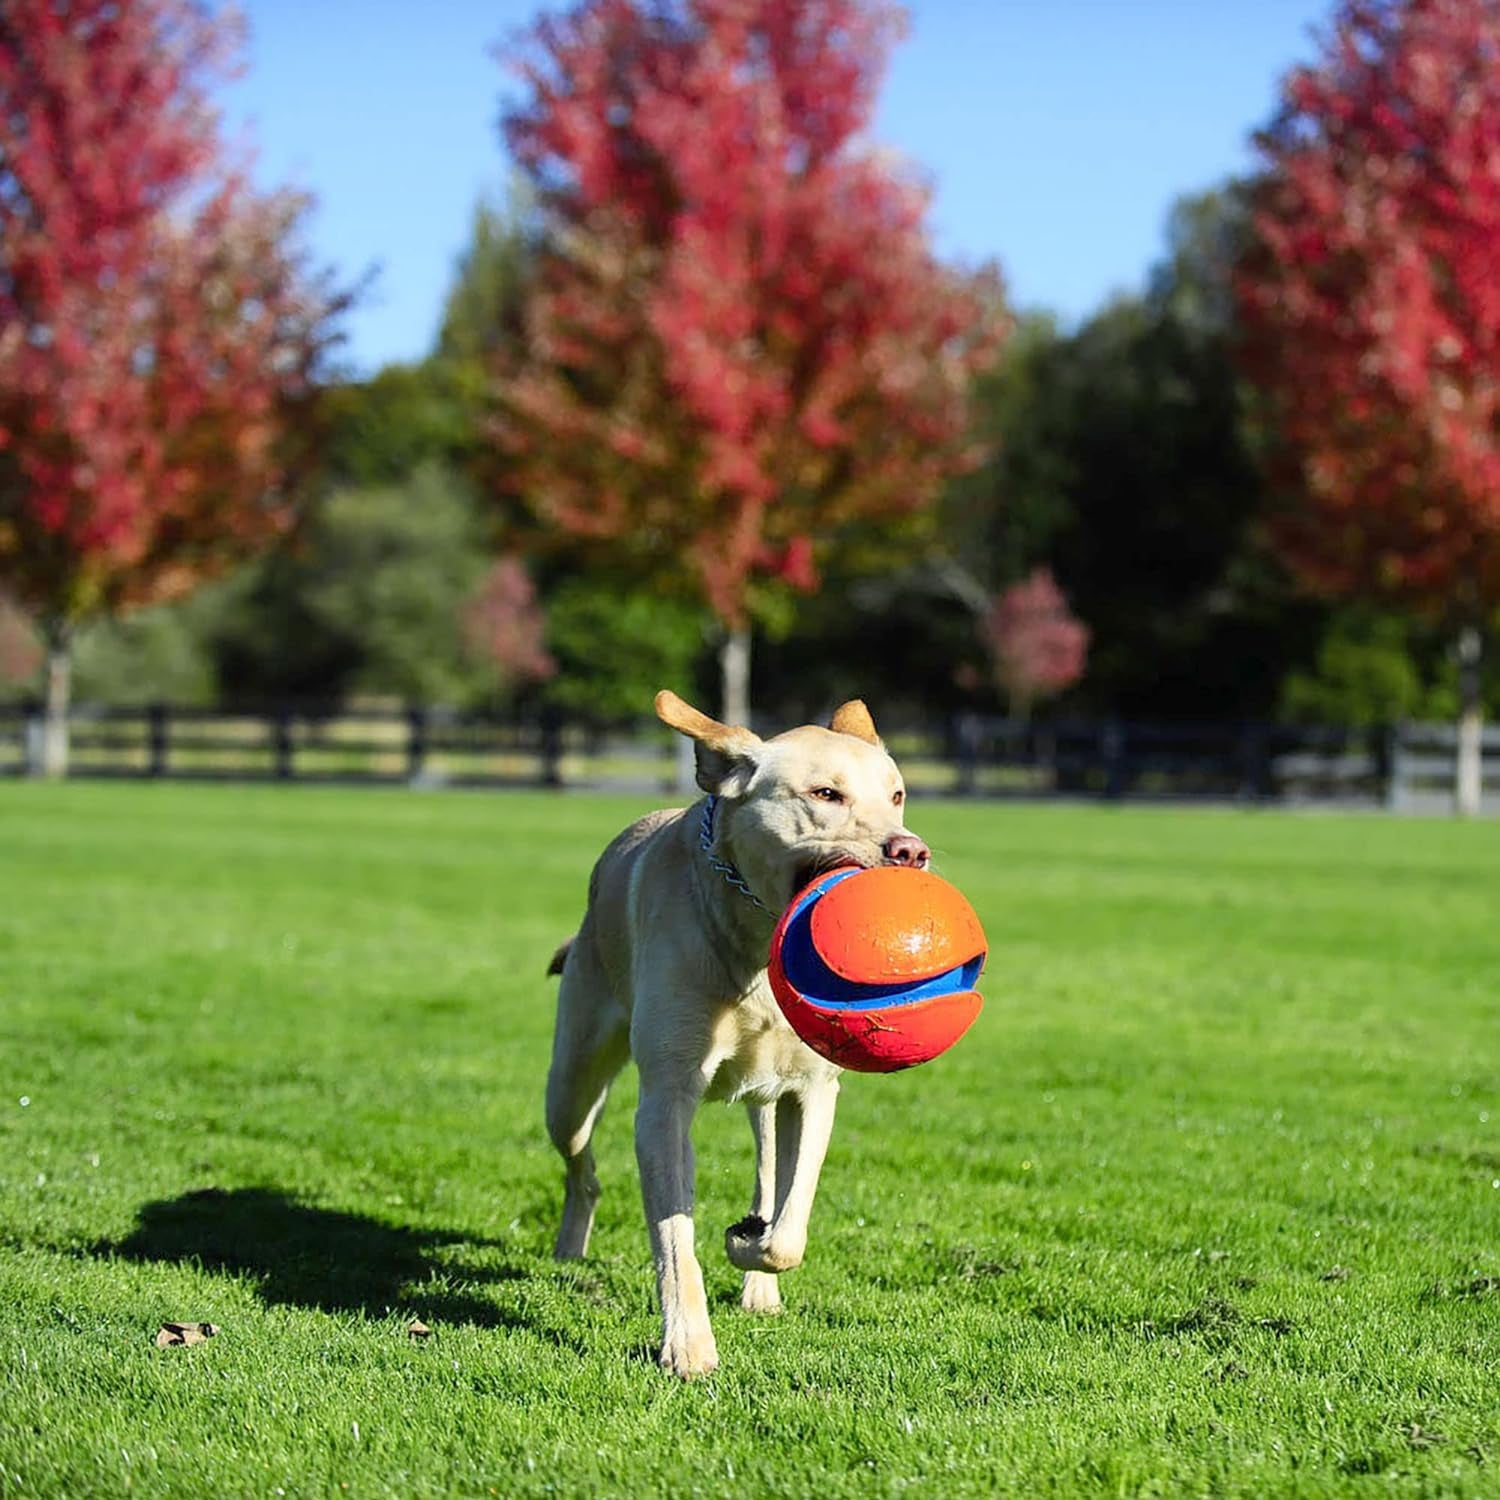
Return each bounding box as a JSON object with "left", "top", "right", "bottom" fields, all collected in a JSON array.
[
  {"left": 0, "top": 701, "right": 1497, "bottom": 810},
  {"left": 0, "top": 703, "right": 672, "bottom": 791}
]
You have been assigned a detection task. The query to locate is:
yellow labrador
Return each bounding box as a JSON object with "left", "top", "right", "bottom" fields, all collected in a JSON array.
[{"left": 544, "top": 690, "right": 929, "bottom": 1378}]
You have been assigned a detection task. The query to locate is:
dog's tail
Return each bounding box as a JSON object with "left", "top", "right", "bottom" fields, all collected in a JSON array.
[{"left": 546, "top": 937, "right": 575, "bottom": 978}]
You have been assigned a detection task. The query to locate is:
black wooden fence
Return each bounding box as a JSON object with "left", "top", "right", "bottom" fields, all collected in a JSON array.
[
  {"left": 0, "top": 703, "right": 585, "bottom": 789},
  {"left": 2, "top": 700, "right": 1496, "bottom": 809}
]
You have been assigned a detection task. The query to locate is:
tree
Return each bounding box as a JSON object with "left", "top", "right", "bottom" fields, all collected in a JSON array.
[
  {"left": 491, "top": 0, "right": 1004, "bottom": 724},
  {"left": 982, "top": 567, "right": 1089, "bottom": 718},
  {"left": 437, "top": 184, "right": 539, "bottom": 368},
  {"left": 462, "top": 556, "right": 556, "bottom": 693},
  {"left": 0, "top": 591, "right": 39, "bottom": 691},
  {"left": 214, "top": 464, "right": 547, "bottom": 707},
  {"left": 1277, "top": 606, "right": 1458, "bottom": 725},
  {"left": 315, "top": 361, "right": 484, "bottom": 492},
  {"left": 916, "top": 186, "right": 1346, "bottom": 724},
  {"left": 936, "top": 312, "right": 1075, "bottom": 598},
  {"left": 0, "top": 0, "right": 344, "bottom": 774},
  {"left": 1237, "top": 0, "right": 1500, "bottom": 814},
  {"left": 540, "top": 576, "right": 705, "bottom": 724}
]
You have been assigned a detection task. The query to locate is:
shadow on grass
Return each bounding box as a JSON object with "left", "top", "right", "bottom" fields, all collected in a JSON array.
[{"left": 96, "top": 1187, "right": 528, "bottom": 1330}]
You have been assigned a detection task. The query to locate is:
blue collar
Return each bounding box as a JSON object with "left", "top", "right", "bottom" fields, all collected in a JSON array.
[{"left": 698, "top": 795, "right": 775, "bottom": 917}]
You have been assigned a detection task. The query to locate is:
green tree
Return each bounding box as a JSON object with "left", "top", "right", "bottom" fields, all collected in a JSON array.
[
  {"left": 317, "top": 361, "right": 486, "bottom": 491},
  {"left": 214, "top": 465, "right": 539, "bottom": 707},
  {"left": 937, "top": 312, "right": 1075, "bottom": 595},
  {"left": 70, "top": 596, "right": 221, "bottom": 707},
  {"left": 437, "top": 186, "right": 538, "bottom": 368},
  {"left": 942, "top": 188, "right": 1325, "bottom": 720},
  {"left": 1279, "top": 610, "right": 1434, "bottom": 727},
  {"left": 541, "top": 577, "right": 706, "bottom": 724}
]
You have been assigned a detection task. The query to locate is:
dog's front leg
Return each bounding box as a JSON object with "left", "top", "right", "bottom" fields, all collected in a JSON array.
[
  {"left": 725, "top": 1076, "right": 839, "bottom": 1274},
  {"left": 635, "top": 1079, "right": 717, "bottom": 1378},
  {"left": 739, "top": 1102, "right": 782, "bottom": 1313}
]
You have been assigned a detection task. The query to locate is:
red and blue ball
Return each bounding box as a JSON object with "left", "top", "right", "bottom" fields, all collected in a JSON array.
[{"left": 769, "top": 865, "right": 987, "bottom": 1073}]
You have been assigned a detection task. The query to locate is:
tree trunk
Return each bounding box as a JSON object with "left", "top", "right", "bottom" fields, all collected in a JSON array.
[
  {"left": 719, "top": 624, "right": 752, "bottom": 728},
  {"left": 1455, "top": 622, "right": 1483, "bottom": 818},
  {"left": 39, "top": 621, "right": 72, "bottom": 780}
]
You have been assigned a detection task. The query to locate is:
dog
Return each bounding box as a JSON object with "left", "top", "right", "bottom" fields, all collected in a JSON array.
[{"left": 544, "top": 689, "right": 930, "bottom": 1377}]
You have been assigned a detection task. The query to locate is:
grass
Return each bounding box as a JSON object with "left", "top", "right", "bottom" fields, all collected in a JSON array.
[{"left": 1, "top": 781, "right": 1497, "bottom": 1499}]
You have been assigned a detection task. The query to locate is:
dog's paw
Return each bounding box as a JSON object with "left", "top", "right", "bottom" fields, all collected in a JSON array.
[
  {"left": 659, "top": 1329, "right": 719, "bottom": 1379},
  {"left": 740, "top": 1270, "right": 783, "bottom": 1314},
  {"left": 726, "top": 1213, "right": 767, "bottom": 1246},
  {"left": 725, "top": 1215, "right": 803, "bottom": 1274}
]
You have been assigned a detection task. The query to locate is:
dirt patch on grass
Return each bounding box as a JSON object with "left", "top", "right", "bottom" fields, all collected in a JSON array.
[{"left": 1140, "top": 1295, "right": 1296, "bottom": 1347}]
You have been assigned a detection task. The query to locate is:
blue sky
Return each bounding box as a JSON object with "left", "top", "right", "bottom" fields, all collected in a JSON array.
[{"left": 222, "top": 0, "right": 1331, "bottom": 375}]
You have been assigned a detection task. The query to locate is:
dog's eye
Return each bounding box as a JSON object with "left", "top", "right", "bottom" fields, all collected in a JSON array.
[
  {"left": 892, "top": 789, "right": 905, "bottom": 807},
  {"left": 809, "top": 786, "right": 845, "bottom": 805}
]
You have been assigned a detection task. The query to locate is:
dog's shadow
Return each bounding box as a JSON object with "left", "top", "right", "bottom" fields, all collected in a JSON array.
[{"left": 96, "top": 1186, "right": 526, "bottom": 1329}]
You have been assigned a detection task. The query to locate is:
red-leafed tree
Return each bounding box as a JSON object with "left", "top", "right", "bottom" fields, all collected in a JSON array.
[
  {"left": 492, "top": 0, "right": 1005, "bottom": 724},
  {"left": 462, "top": 555, "right": 557, "bottom": 687},
  {"left": 0, "top": 0, "right": 344, "bottom": 775},
  {"left": 982, "top": 567, "right": 1089, "bottom": 718},
  {"left": 1237, "top": 0, "right": 1500, "bottom": 814}
]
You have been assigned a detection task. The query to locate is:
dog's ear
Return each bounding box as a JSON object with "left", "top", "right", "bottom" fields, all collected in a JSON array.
[
  {"left": 655, "top": 690, "right": 764, "bottom": 797},
  {"left": 829, "top": 699, "right": 882, "bottom": 748}
]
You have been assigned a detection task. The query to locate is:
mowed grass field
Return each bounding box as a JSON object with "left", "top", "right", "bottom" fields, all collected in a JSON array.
[{"left": 1, "top": 782, "right": 1498, "bottom": 1499}]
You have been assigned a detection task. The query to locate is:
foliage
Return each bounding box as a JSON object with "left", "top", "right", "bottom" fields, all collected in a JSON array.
[
  {"left": 1279, "top": 608, "right": 1436, "bottom": 724},
  {"left": 491, "top": 0, "right": 1005, "bottom": 628},
  {"left": 1237, "top": 0, "right": 1500, "bottom": 621},
  {"left": 756, "top": 574, "right": 985, "bottom": 723},
  {"left": 759, "top": 190, "right": 1327, "bottom": 726},
  {"left": 937, "top": 312, "right": 1075, "bottom": 595},
  {"left": 1279, "top": 604, "right": 1500, "bottom": 724},
  {"left": 215, "top": 464, "right": 545, "bottom": 706},
  {"left": 540, "top": 576, "right": 707, "bottom": 723},
  {"left": 982, "top": 568, "right": 1089, "bottom": 716},
  {"left": 2, "top": 784, "right": 1499, "bottom": 1496},
  {"left": 436, "top": 184, "right": 539, "bottom": 368},
  {"left": 69, "top": 593, "right": 222, "bottom": 706},
  {"left": 0, "top": 592, "right": 40, "bottom": 690},
  {"left": 316, "top": 360, "right": 487, "bottom": 491},
  {"left": 462, "top": 557, "right": 555, "bottom": 690},
  {"left": 946, "top": 189, "right": 1333, "bottom": 720},
  {"left": 0, "top": 0, "right": 345, "bottom": 636}
]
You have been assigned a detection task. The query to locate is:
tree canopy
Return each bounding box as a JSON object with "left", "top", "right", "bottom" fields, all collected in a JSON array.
[
  {"left": 1238, "top": 0, "right": 1500, "bottom": 615},
  {"left": 489, "top": 0, "right": 1005, "bottom": 633}
]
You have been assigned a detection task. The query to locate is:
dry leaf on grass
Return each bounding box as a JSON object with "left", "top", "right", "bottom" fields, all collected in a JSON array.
[
  {"left": 155, "top": 1321, "right": 219, "bottom": 1348},
  {"left": 406, "top": 1319, "right": 432, "bottom": 1340}
]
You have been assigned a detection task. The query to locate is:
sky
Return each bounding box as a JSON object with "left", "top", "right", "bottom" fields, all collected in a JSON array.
[{"left": 221, "top": 0, "right": 1333, "bottom": 376}]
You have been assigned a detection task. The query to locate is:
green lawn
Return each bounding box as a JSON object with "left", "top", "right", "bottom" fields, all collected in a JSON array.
[{"left": 1, "top": 782, "right": 1497, "bottom": 1498}]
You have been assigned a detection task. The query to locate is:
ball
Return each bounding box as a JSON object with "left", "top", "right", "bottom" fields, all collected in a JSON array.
[{"left": 768, "top": 864, "right": 987, "bottom": 1073}]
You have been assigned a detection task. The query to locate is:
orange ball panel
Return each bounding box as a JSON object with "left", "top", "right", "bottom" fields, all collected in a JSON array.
[{"left": 808, "top": 865, "right": 986, "bottom": 983}]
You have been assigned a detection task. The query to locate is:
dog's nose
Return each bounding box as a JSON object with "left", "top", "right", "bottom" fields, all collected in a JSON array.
[{"left": 882, "top": 832, "right": 930, "bottom": 868}]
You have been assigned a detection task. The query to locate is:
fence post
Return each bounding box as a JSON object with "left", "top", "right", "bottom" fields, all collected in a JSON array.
[
  {"left": 539, "top": 706, "right": 563, "bottom": 788},
  {"left": 954, "top": 712, "right": 980, "bottom": 796},
  {"left": 1385, "top": 721, "right": 1407, "bottom": 812},
  {"left": 1102, "top": 721, "right": 1127, "bottom": 800},
  {"left": 273, "top": 709, "right": 295, "bottom": 781},
  {"left": 1035, "top": 725, "right": 1058, "bottom": 794},
  {"left": 1237, "top": 723, "right": 1269, "bottom": 803},
  {"left": 659, "top": 732, "right": 680, "bottom": 795},
  {"left": 406, "top": 706, "right": 428, "bottom": 784},
  {"left": 22, "top": 698, "right": 43, "bottom": 778},
  {"left": 147, "top": 703, "right": 170, "bottom": 778}
]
